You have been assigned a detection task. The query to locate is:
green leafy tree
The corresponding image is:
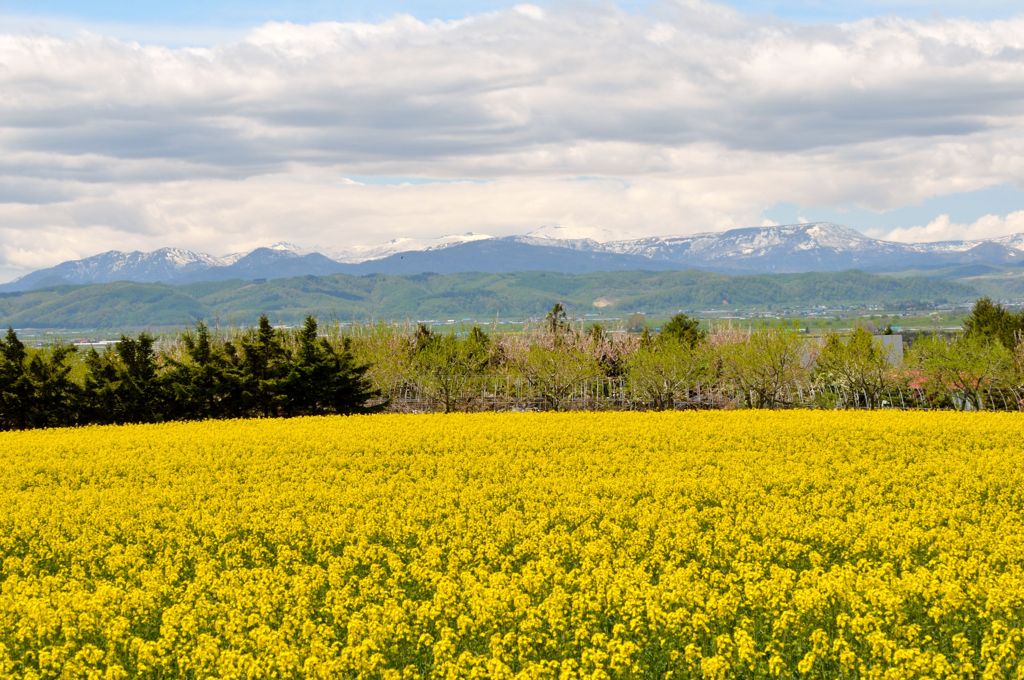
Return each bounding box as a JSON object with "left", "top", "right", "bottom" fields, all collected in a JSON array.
[
  {"left": 719, "top": 326, "right": 808, "bottom": 409},
  {"left": 348, "top": 324, "right": 415, "bottom": 407},
  {"left": 545, "top": 303, "right": 570, "bottom": 336},
  {"left": 626, "top": 338, "right": 710, "bottom": 409},
  {"left": 627, "top": 313, "right": 647, "bottom": 334},
  {"left": 517, "top": 341, "right": 602, "bottom": 411},
  {"left": 813, "top": 327, "right": 893, "bottom": 409},
  {"left": 908, "top": 333, "right": 1014, "bottom": 411},
  {"left": 408, "top": 328, "right": 491, "bottom": 413}
]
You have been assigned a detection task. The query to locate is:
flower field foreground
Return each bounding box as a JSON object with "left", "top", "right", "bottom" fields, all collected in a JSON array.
[{"left": 2, "top": 413, "right": 1024, "bottom": 678}]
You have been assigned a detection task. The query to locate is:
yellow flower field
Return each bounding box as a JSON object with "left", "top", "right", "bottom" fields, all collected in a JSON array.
[{"left": 1, "top": 412, "right": 1024, "bottom": 678}]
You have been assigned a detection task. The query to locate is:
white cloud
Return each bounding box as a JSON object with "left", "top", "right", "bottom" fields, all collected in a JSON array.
[
  {"left": 1, "top": 2, "right": 1024, "bottom": 278},
  {"left": 882, "top": 211, "right": 1024, "bottom": 242}
]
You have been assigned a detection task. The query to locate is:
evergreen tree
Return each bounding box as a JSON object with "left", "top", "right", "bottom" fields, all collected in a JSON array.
[
  {"left": 0, "top": 328, "right": 32, "bottom": 430},
  {"left": 285, "top": 316, "right": 382, "bottom": 415},
  {"left": 545, "top": 303, "right": 570, "bottom": 336},
  {"left": 80, "top": 334, "right": 164, "bottom": 424},
  {"left": 218, "top": 339, "right": 250, "bottom": 418},
  {"left": 164, "top": 322, "right": 241, "bottom": 420},
  {"left": 328, "top": 337, "right": 384, "bottom": 415},
  {"left": 81, "top": 347, "right": 123, "bottom": 425},
  {"left": 414, "top": 323, "right": 434, "bottom": 351},
  {"left": 24, "top": 344, "right": 80, "bottom": 428},
  {"left": 964, "top": 297, "right": 1023, "bottom": 349},
  {"left": 660, "top": 313, "right": 706, "bottom": 348},
  {"left": 239, "top": 315, "right": 289, "bottom": 417},
  {"left": 115, "top": 333, "right": 163, "bottom": 423}
]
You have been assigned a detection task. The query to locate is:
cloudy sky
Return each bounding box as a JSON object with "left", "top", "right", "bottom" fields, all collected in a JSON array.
[{"left": 1, "top": 0, "right": 1023, "bottom": 281}]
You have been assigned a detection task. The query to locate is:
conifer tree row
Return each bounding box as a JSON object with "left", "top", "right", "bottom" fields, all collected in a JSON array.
[{"left": 0, "top": 315, "right": 382, "bottom": 431}]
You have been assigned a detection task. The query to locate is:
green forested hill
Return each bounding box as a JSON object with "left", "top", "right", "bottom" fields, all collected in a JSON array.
[{"left": 0, "top": 269, "right": 978, "bottom": 329}]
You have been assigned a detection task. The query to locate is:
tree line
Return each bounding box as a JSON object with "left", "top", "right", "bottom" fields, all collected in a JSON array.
[
  {"left": 351, "top": 298, "right": 1024, "bottom": 413},
  {"left": 0, "top": 316, "right": 381, "bottom": 430},
  {"left": 2, "top": 298, "right": 1024, "bottom": 430}
]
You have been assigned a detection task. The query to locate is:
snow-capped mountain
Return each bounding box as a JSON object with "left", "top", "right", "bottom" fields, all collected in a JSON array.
[
  {"left": 525, "top": 224, "right": 622, "bottom": 242},
  {"left": 331, "top": 233, "right": 492, "bottom": 263},
  {"left": 593, "top": 223, "right": 910, "bottom": 271},
  {"left": 994, "top": 233, "right": 1024, "bottom": 251},
  {"left": 5, "top": 223, "right": 1024, "bottom": 292},
  {"left": 511, "top": 225, "right": 606, "bottom": 252},
  {"left": 5, "top": 248, "right": 228, "bottom": 290},
  {"left": 515, "top": 222, "right": 1024, "bottom": 272}
]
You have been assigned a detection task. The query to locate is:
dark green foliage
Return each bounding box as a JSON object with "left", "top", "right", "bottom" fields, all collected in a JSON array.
[
  {"left": 0, "top": 316, "right": 384, "bottom": 431},
  {"left": 114, "top": 333, "right": 163, "bottom": 423},
  {"left": 963, "top": 297, "right": 1024, "bottom": 349},
  {"left": 164, "top": 322, "right": 245, "bottom": 420},
  {"left": 659, "top": 313, "right": 705, "bottom": 348},
  {"left": 80, "top": 333, "right": 164, "bottom": 424},
  {"left": 0, "top": 329, "right": 81, "bottom": 428},
  {"left": 283, "top": 316, "right": 382, "bottom": 416},
  {"left": 238, "top": 315, "right": 289, "bottom": 418},
  {"left": 0, "top": 328, "right": 32, "bottom": 429},
  {"left": 24, "top": 344, "right": 80, "bottom": 428},
  {"left": 80, "top": 348, "right": 123, "bottom": 425},
  {"left": 3, "top": 296, "right": 1024, "bottom": 430}
]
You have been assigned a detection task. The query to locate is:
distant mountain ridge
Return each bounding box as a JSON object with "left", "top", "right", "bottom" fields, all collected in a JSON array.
[{"left": 4, "top": 223, "right": 1024, "bottom": 292}]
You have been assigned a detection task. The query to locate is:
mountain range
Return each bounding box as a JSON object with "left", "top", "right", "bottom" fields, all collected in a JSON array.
[{"left": 4, "top": 222, "right": 1024, "bottom": 292}]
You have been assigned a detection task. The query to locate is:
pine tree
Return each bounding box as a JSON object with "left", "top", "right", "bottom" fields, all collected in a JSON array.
[
  {"left": 81, "top": 334, "right": 164, "bottom": 424},
  {"left": 545, "top": 303, "right": 570, "bottom": 336},
  {"left": 660, "top": 313, "right": 706, "bottom": 348},
  {"left": 964, "top": 297, "right": 1023, "bottom": 349},
  {"left": 165, "top": 322, "right": 240, "bottom": 420},
  {"left": 285, "top": 316, "right": 383, "bottom": 416},
  {"left": 24, "top": 344, "right": 80, "bottom": 428},
  {"left": 81, "top": 348, "right": 123, "bottom": 425},
  {"left": 239, "top": 315, "right": 289, "bottom": 417},
  {"left": 0, "top": 328, "right": 32, "bottom": 430},
  {"left": 115, "top": 333, "right": 163, "bottom": 423}
]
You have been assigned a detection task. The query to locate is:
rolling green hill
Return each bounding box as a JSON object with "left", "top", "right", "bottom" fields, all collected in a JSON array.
[{"left": 0, "top": 269, "right": 979, "bottom": 329}]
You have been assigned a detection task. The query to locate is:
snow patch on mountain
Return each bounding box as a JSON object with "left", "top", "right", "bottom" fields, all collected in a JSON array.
[
  {"left": 267, "top": 242, "right": 309, "bottom": 255},
  {"left": 525, "top": 224, "right": 623, "bottom": 242},
  {"left": 331, "top": 233, "right": 492, "bottom": 263}
]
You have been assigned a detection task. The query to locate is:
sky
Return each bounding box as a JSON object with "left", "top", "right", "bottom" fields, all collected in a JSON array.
[{"left": 1, "top": 0, "right": 1024, "bottom": 281}]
